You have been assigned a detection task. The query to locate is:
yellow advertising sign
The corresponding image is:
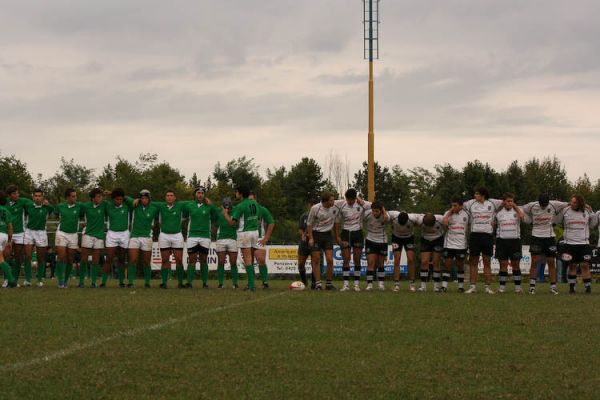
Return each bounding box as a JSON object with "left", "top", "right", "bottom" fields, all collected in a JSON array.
[{"left": 268, "top": 247, "right": 298, "bottom": 260}]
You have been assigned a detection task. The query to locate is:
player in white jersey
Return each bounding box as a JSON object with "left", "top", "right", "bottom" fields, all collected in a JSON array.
[
  {"left": 416, "top": 213, "right": 445, "bottom": 292},
  {"left": 442, "top": 198, "right": 469, "bottom": 292},
  {"left": 463, "top": 187, "right": 504, "bottom": 294},
  {"left": 335, "top": 188, "right": 370, "bottom": 292},
  {"left": 363, "top": 201, "right": 389, "bottom": 291},
  {"left": 521, "top": 194, "right": 568, "bottom": 294},
  {"left": 555, "top": 194, "right": 598, "bottom": 294},
  {"left": 494, "top": 193, "right": 525, "bottom": 293},
  {"left": 307, "top": 191, "right": 339, "bottom": 290},
  {"left": 387, "top": 211, "right": 419, "bottom": 291}
]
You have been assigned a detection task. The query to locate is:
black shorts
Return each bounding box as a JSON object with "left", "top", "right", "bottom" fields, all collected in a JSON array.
[
  {"left": 560, "top": 244, "right": 592, "bottom": 264},
  {"left": 391, "top": 235, "right": 415, "bottom": 252},
  {"left": 298, "top": 240, "right": 311, "bottom": 257},
  {"left": 340, "top": 229, "right": 364, "bottom": 249},
  {"left": 365, "top": 239, "right": 387, "bottom": 256},
  {"left": 530, "top": 237, "right": 557, "bottom": 256},
  {"left": 420, "top": 236, "right": 444, "bottom": 253},
  {"left": 187, "top": 244, "right": 209, "bottom": 255},
  {"left": 495, "top": 238, "right": 522, "bottom": 261},
  {"left": 443, "top": 248, "right": 467, "bottom": 260},
  {"left": 312, "top": 231, "right": 333, "bottom": 252},
  {"left": 469, "top": 232, "right": 494, "bottom": 257}
]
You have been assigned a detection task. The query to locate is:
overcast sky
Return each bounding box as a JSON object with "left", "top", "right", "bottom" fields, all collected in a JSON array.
[{"left": 1, "top": 0, "right": 599, "bottom": 183}]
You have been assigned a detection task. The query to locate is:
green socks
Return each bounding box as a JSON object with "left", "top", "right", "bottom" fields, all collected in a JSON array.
[
  {"left": 1, "top": 261, "right": 15, "bottom": 283},
  {"left": 90, "top": 264, "right": 98, "bottom": 286},
  {"left": 79, "top": 262, "right": 87, "bottom": 286},
  {"left": 231, "top": 265, "right": 239, "bottom": 286},
  {"left": 56, "top": 261, "right": 65, "bottom": 284},
  {"left": 217, "top": 264, "right": 225, "bottom": 286},
  {"left": 24, "top": 261, "right": 32, "bottom": 282},
  {"left": 65, "top": 263, "right": 73, "bottom": 282},
  {"left": 101, "top": 271, "right": 109, "bottom": 285},
  {"left": 201, "top": 263, "right": 209, "bottom": 285},
  {"left": 36, "top": 261, "right": 45, "bottom": 282},
  {"left": 245, "top": 265, "right": 255, "bottom": 289},
  {"left": 259, "top": 264, "right": 268, "bottom": 284},
  {"left": 187, "top": 265, "right": 195, "bottom": 285},
  {"left": 128, "top": 263, "right": 137, "bottom": 285},
  {"left": 161, "top": 268, "right": 169, "bottom": 285},
  {"left": 144, "top": 265, "right": 151, "bottom": 285},
  {"left": 117, "top": 265, "right": 125, "bottom": 285},
  {"left": 176, "top": 264, "right": 184, "bottom": 285},
  {"left": 11, "top": 260, "right": 21, "bottom": 281}
]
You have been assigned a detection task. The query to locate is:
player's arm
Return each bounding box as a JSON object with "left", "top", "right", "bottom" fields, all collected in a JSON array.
[
  {"left": 490, "top": 198, "right": 504, "bottom": 210},
  {"left": 382, "top": 206, "right": 390, "bottom": 223},
  {"left": 334, "top": 220, "right": 344, "bottom": 247},
  {"left": 442, "top": 209, "right": 452, "bottom": 226},
  {"left": 514, "top": 204, "right": 525, "bottom": 222},
  {"left": 222, "top": 206, "right": 236, "bottom": 226},
  {"left": 306, "top": 207, "right": 316, "bottom": 247}
]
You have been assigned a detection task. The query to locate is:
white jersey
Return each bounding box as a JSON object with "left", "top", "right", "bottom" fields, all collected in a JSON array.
[
  {"left": 335, "top": 199, "right": 371, "bottom": 232},
  {"left": 415, "top": 214, "right": 445, "bottom": 241},
  {"left": 463, "top": 199, "right": 503, "bottom": 234},
  {"left": 388, "top": 211, "right": 420, "bottom": 238},
  {"left": 521, "top": 201, "right": 568, "bottom": 238},
  {"left": 495, "top": 208, "right": 521, "bottom": 239},
  {"left": 556, "top": 207, "right": 598, "bottom": 245},
  {"left": 307, "top": 203, "right": 338, "bottom": 233},
  {"left": 443, "top": 210, "right": 469, "bottom": 250},
  {"left": 363, "top": 210, "right": 388, "bottom": 243}
]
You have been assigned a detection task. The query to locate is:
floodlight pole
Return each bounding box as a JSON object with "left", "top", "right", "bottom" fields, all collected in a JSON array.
[{"left": 364, "top": 0, "right": 379, "bottom": 202}]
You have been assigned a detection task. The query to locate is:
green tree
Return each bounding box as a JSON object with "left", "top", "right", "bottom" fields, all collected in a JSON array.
[{"left": 0, "top": 153, "right": 35, "bottom": 197}]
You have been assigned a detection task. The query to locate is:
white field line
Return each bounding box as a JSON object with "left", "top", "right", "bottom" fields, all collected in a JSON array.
[{"left": 0, "top": 292, "right": 287, "bottom": 372}]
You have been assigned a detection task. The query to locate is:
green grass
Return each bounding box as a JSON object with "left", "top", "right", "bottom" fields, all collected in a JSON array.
[{"left": 0, "top": 279, "right": 599, "bottom": 399}]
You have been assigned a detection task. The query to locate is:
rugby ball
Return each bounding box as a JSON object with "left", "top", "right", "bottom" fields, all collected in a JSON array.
[{"left": 288, "top": 281, "right": 306, "bottom": 291}]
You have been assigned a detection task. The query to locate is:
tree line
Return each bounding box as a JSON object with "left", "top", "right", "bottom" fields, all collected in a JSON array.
[{"left": 2, "top": 152, "right": 599, "bottom": 244}]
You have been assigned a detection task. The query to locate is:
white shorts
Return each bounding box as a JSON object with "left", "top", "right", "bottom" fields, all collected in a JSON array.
[
  {"left": 11, "top": 232, "right": 25, "bottom": 245},
  {"left": 24, "top": 229, "right": 49, "bottom": 247},
  {"left": 237, "top": 231, "right": 259, "bottom": 249},
  {"left": 105, "top": 230, "right": 130, "bottom": 248},
  {"left": 81, "top": 234, "right": 105, "bottom": 250},
  {"left": 186, "top": 237, "right": 211, "bottom": 253},
  {"left": 216, "top": 239, "right": 237, "bottom": 253},
  {"left": 158, "top": 232, "right": 184, "bottom": 249},
  {"left": 55, "top": 231, "right": 79, "bottom": 250},
  {"left": 0, "top": 233, "right": 8, "bottom": 251},
  {"left": 128, "top": 237, "right": 153, "bottom": 252}
]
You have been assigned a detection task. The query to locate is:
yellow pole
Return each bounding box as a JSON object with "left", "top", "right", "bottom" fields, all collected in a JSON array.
[{"left": 367, "top": 60, "right": 375, "bottom": 201}]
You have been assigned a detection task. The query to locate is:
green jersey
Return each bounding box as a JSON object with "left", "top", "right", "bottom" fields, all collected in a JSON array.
[
  {"left": 55, "top": 202, "right": 83, "bottom": 234},
  {"left": 106, "top": 198, "right": 133, "bottom": 232},
  {"left": 257, "top": 205, "right": 274, "bottom": 237},
  {"left": 156, "top": 202, "right": 187, "bottom": 234},
  {"left": 6, "top": 197, "right": 33, "bottom": 234},
  {"left": 216, "top": 207, "right": 237, "bottom": 240},
  {"left": 24, "top": 203, "right": 54, "bottom": 231},
  {"left": 80, "top": 201, "right": 107, "bottom": 239},
  {"left": 184, "top": 201, "right": 217, "bottom": 238},
  {"left": 231, "top": 198, "right": 260, "bottom": 232},
  {"left": 0, "top": 205, "right": 12, "bottom": 234},
  {"left": 130, "top": 203, "right": 160, "bottom": 238}
]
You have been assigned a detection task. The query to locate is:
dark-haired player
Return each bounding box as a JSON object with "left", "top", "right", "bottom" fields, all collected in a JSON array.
[
  {"left": 416, "top": 213, "right": 445, "bottom": 292},
  {"left": 307, "top": 191, "right": 339, "bottom": 290},
  {"left": 4, "top": 185, "right": 33, "bottom": 286},
  {"left": 556, "top": 194, "right": 598, "bottom": 294},
  {"left": 80, "top": 188, "right": 108, "bottom": 288},
  {"left": 387, "top": 211, "right": 420, "bottom": 292},
  {"left": 0, "top": 191, "right": 17, "bottom": 287},
  {"left": 521, "top": 194, "right": 568, "bottom": 295},
  {"left": 494, "top": 193, "right": 525, "bottom": 294},
  {"left": 297, "top": 199, "right": 316, "bottom": 287},
  {"left": 55, "top": 189, "right": 84, "bottom": 288},
  {"left": 128, "top": 190, "right": 160, "bottom": 288},
  {"left": 104, "top": 188, "right": 133, "bottom": 288},
  {"left": 363, "top": 201, "right": 389, "bottom": 291},
  {"left": 156, "top": 190, "right": 187, "bottom": 289},
  {"left": 442, "top": 198, "right": 469, "bottom": 292},
  {"left": 463, "top": 187, "right": 503, "bottom": 294},
  {"left": 23, "top": 189, "right": 54, "bottom": 287},
  {"left": 215, "top": 197, "right": 239, "bottom": 288}
]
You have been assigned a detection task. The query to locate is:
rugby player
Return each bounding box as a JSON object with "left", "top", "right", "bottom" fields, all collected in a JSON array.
[
  {"left": 0, "top": 191, "right": 17, "bottom": 287},
  {"left": 155, "top": 190, "right": 187, "bottom": 289},
  {"left": 363, "top": 201, "right": 389, "bottom": 291},
  {"left": 80, "top": 188, "right": 108, "bottom": 288},
  {"left": 128, "top": 190, "right": 160, "bottom": 288},
  {"left": 386, "top": 211, "right": 419, "bottom": 292},
  {"left": 442, "top": 198, "right": 469, "bottom": 292},
  {"left": 297, "top": 199, "right": 316, "bottom": 287},
  {"left": 463, "top": 187, "right": 504, "bottom": 294},
  {"left": 417, "top": 213, "right": 445, "bottom": 292},
  {"left": 248, "top": 192, "right": 274, "bottom": 289},
  {"left": 4, "top": 185, "right": 32, "bottom": 286},
  {"left": 22, "top": 189, "right": 53, "bottom": 287},
  {"left": 55, "top": 189, "right": 84, "bottom": 288},
  {"left": 104, "top": 188, "right": 133, "bottom": 288},
  {"left": 215, "top": 197, "right": 239, "bottom": 289},
  {"left": 556, "top": 194, "right": 598, "bottom": 294},
  {"left": 521, "top": 194, "right": 568, "bottom": 294},
  {"left": 306, "top": 191, "right": 339, "bottom": 290},
  {"left": 494, "top": 193, "right": 525, "bottom": 293}
]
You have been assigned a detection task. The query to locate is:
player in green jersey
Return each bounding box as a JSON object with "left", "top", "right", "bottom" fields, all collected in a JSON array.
[
  {"left": 23, "top": 189, "right": 54, "bottom": 287},
  {"left": 80, "top": 188, "right": 108, "bottom": 288},
  {"left": 215, "top": 198, "right": 239, "bottom": 289},
  {"left": 183, "top": 186, "right": 217, "bottom": 289},
  {"left": 156, "top": 190, "right": 186, "bottom": 289},
  {"left": 4, "top": 185, "right": 33, "bottom": 286},
  {"left": 54, "top": 189, "right": 83, "bottom": 288},
  {"left": 0, "top": 191, "right": 17, "bottom": 287},
  {"left": 249, "top": 192, "right": 275, "bottom": 289},
  {"left": 103, "top": 188, "right": 133, "bottom": 288},
  {"left": 128, "top": 190, "right": 160, "bottom": 288},
  {"left": 222, "top": 185, "right": 261, "bottom": 291}
]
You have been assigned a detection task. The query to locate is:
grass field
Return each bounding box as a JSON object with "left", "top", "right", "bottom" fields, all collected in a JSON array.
[{"left": 1, "top": 279, "right": 599, "bottom": 399}]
